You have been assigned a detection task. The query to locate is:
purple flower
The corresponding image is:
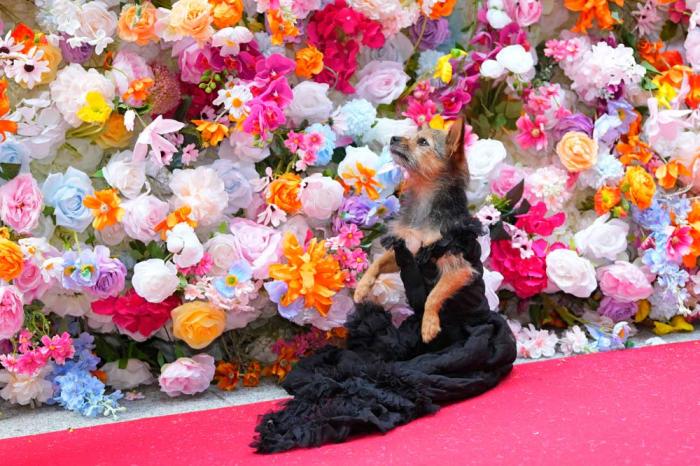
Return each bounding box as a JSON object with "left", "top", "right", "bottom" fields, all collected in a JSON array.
[
  {"left": 597, "top": 296, "right": 637, "bottom": 322},
  {"left": 333, "top": 196, "right": 377, "bottom": 230},
  {"left": 58, "top": 34, "right": 94, "bottom": 64},
  {"left": 62, "top": 249, "right": 100, "bottom": 290},
  {"left": 594, "top": 99, "right": 636, "bottom": 146},
  {"left": 89, "top": 246, "right": 127, "bottom": 299},
  {"left": 409, "top": 18, "right": 450, "bottom": 51},
  {"left": 553, "top": 113, "right": 594, "bottom": 140}
]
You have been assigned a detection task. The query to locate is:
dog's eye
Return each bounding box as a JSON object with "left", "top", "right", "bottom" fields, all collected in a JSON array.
[{"left": 417, "top": 137, "right": 429, "bottom": 147}]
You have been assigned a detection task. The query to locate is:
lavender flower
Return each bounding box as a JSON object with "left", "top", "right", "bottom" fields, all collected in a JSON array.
[
  {"left": 410, "top": 18, "right": 450, "bottom": 51},
  {"left": 598, "top": 296, "right": 637, "bottom": 322},
  {"left": 58, "top": 34, "right": 94, "bottom": 64},
  {"left": 553, "top": 113, "right": 594, "bottom": 140},
  {"left": 89, "top": 246, "right": 127, "bottom": 299}
]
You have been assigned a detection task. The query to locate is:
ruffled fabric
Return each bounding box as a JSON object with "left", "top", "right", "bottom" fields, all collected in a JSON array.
[{"left": 252, "top": 217, "right": 516, "bottom": 453}]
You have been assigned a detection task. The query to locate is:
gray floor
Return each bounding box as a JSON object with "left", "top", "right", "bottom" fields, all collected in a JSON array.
[{"left": 1, "top": 328, "right": 698, "bottom": 440}]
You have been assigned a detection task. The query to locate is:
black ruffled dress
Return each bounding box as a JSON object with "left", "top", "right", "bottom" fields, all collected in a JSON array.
[{"left": 252, "top": 218, "right": 517, "bottom": 453}]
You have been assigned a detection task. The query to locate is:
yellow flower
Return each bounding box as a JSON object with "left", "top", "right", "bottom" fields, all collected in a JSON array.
[
  {"left": 653, "top": 78, "right": 677, "bottom": 109},
  {"left": 652, "top": 315, "right": 694, "bottom": 335},
  {"left": 0, "top": 238, "right": 24, "bottom": 282},
  {"left": 192, "top": 119, "right": 229, "bottom": 147},
  {"left": 266, "top": 173, "right": 302, "bottom": 214},
  {"left": 429, "top": 114, "right": 446, "bottom": 130},
  {"left": 94, "top": 113, "right": 133, "bottom": 149},
  {"left": 433, "top": 54, "right": 453, "bottom": 84},
  {"left": 77, "top": 91, "right": 112, "bottom": 124},
  {"left": 171, "top": 301, "right": 226, "bottom": 349},
  {"left": 622, "top": 165, "right": 656, "bottom": 210},
  {"left": 269, "top": 233, "right": 345, "bottom": 316},
  {"left": 634, "top": 300, "right": 651, "bottom": 322}
]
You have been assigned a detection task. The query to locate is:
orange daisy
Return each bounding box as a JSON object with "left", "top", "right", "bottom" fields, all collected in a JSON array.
[
  {"left": 83, "top": 189, "right": 124, "bottom": 231},
  {"left": 191, "top": 119, "right": 229, "bottom": 147},
  {"left": 154, "top": 205, "right": 198, "bottom": 239}
]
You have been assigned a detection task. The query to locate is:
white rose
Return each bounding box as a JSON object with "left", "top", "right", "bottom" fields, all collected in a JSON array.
[
  {"left": 545, "top": 249, "right": 597, "bottom": 298},
  {"left": 487, "top": 8, "right": 513, "bottom": 29},
  {"left": 210, "top": 159, "right": 257, "bottom": 214},
  {"left": 169, "top": 166, "right": 228, "bottom": 227},
  {"left": 287, "top": 81, "right": 333, "bottom": 126},
  {"left": 132, "top": 259, "right": 179, "bottom": 303},
  {"left": 102, "top": 359, "right": 154, "bottom": 390},
  {"left": 122, "top": 195, "right": 170, "bottom": 243},
  {"left": 364, "top": 118, "right": 417, "bottom": 148},
  {"left": 204, "top": 234, "right": 239, "bottom": 275},
  {"left": 467, "top": 139, "right": 507, "bottom": 180},
  {"left": 299, "top": 174, "right": 344, "bottom": 220},
  {"left": 166, "top": 223, "right": 204, "bottom": 268},
  {"left": 219, "top": 130, "right": 270, "bottom": 163},
  {"left": 76, "top": 1, "right": 118, "bottom": 54},
  {"left": 355, "top": 60, "right": 409, "bottom": 105},
  {"left": 102, "top": 150, "right": 146, "bottom": 199},
  {"left": 480, "top": 59, "right": 506, "bottom": 79},
  {"left": 49, "top": 64, "right": 115, "bottom": 127},
  {"left": 496, "top": 44, "right": 534, "bottom": 74},
  {"left": 574, "top": 214, "right": 629, "bottom": 261}
]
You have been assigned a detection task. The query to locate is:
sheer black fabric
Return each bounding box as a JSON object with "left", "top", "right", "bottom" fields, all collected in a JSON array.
[{"left": 252, "top": 218, "right": 517, "bottom": 453}]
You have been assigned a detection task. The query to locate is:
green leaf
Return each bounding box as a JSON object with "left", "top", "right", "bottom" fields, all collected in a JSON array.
[
  {"left": 640, "top": 60, "right": 660, "bottom": 76},
  {"left": 0, "top": 163, "right": 21, "bottom": 181},
  {"left": 157, "top": 351, "right": 167, "bottom": 368},
  {"left": 93, "top": 168, "right": 104, "bottom": 178},
  {"left": 118, "top": 357, "right": 128, "bottom": 370}
]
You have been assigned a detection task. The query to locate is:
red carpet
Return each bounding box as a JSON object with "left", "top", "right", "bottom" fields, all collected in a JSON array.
[{"left": 3, "top": 340, "right": 699, "bottom": 466}]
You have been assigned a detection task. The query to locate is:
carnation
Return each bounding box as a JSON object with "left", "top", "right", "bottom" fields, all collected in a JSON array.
[
  {"left": 332, "top": 99, "right": 377, "bottom": 140},
  {"left": 49, "top": 63, "right": 116, "bottom": 127}
]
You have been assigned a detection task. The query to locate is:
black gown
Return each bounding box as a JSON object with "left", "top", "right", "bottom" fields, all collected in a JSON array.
[{"left": 252, "top": 217, "right": 517, "bottom": 453}]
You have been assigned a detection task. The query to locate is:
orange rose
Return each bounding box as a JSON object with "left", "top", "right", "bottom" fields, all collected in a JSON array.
[
  {"left": 556, "top": 131, "right": 598, "bottom": 173},
  {"left": 594, "top": 186, "right": 621, "bottom": 215},
  {"left": 35, "top": 44, "right": 62, "bottom": 87},
  {"left": 0, "top": 238, "right": 24, "bottom": 282},
  {"left": 166, "top": 0, "right": 214, "bottom": 44},
  {"left": 266, "top": 173, "right": 302, "bottom": 214},
  {"left": 209, "top": 0, "right": 243, "bottom": 28},
  {"left": 171, "top": 301, "right": 226, "bottom": 349},
  {"left": 94, "top": 113, "right": 133, "bottom": 149},
  {"left": 118, "top": 2, "right": 159, "bottom": 45},
  {"left": 295, "top": 45, "right": 324, "bottom": 79},
  {"left": 623, "top": 166, "right": 656, "bottom": 210}
]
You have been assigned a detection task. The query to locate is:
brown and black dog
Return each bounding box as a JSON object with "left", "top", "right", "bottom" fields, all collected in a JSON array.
[{"left": 353, "top": 118, "right": 476, "bottom": 344}]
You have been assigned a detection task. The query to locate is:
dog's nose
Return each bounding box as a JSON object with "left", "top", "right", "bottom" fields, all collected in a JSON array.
[{"left": 390, "top": 136, "right": 401, "bottom": 144}]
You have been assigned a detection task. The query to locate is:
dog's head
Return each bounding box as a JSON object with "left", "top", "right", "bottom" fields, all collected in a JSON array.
[{"left": 389, "top": 117, "right": 468, "bottom": 182}]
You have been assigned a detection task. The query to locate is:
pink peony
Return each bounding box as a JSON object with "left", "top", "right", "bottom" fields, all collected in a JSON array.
[
  {"left": 0, "top": 286, "right": 24, "bottom": 340},
  {"left": 490, "top": 164, "right": 526, "bottom": 197},
  {"left": 13, "top": 260, "right": 52, "bottom": 303},
  {"left": 299, "top": 174, "right": 344, "bottom": 220},
  {"left": 228, "top": 218, "right": 283, "bottom": 279},
  {"left": 122, "top": 195, "right": 170, "bottom": 243},
  {"left": 597, "top": 261, "right": 654, "bottom": 303},
  {"left": 158, "top": 354, "right": 215, "bottom": 397},
  {"left": 0, "top": 174, "right": 43, "bottom": 234}
]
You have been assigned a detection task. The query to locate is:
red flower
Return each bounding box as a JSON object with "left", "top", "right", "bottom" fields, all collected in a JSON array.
[
  {"left": 515, "top": 202, "right": 566, "bottom": 236},
  {"left": 92, "top": 289, "right": 180, "bottom": 339},
  {"left": 490, "top": 239, "right": 548, "bottom": 299}
]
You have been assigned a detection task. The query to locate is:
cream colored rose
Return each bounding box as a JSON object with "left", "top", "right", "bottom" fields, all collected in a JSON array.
[{"left": 556, "top": 131, "right": 598, "bottom": 172}]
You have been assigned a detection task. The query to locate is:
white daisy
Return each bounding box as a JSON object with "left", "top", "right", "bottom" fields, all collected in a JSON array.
[
  {"left": 214, "top": 85, "right": 253, "bottom": 120},
  {"left": 0, "top": 32, "right": 25, "bottom": 78},
  {"left": 6, "top": 47, "right": 50, "bottom": 89}
]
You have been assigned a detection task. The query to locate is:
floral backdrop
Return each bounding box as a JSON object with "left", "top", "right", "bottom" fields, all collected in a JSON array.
[{"left": 0, "top": 0, "right": 698, "bottom": 416}]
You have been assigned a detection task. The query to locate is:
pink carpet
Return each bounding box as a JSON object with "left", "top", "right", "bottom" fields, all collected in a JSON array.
[{"left": 3, "top": 340, "right": 699, "bottom": 466}]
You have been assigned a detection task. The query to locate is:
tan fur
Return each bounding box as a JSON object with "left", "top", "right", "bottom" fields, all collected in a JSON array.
[
  {"left": 422, "top": 255, "right": 476, "bottom": 343},
  {"left": 353, "top": 250, "right": 399, "bottom": 303},
  {"left": 389, "top": 223, "right": 442, "bottom": 255}
]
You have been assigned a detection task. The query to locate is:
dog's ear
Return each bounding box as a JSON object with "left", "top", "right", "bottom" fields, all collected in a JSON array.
[{"left": 445, "top": 117, "right": 467, "bottom": 174}]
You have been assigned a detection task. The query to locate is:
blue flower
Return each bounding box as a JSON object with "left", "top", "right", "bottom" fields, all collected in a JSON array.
[
  {"left": 632, "top": 198, "right": 669, "bottom": 230},
  {"left": 263, "top": 280, "right": 304, "bottom": 319},
  {"left": 61, "top": 249, "right": 100, "bottom": 290},
  {"left": 42, "top": 167, "right": 94, "bottom": 232},
  {"left": 214, "top": 260, "right": 253, "bottom": 298},
  {"left": 0, "top": 137, "right": 29, "bottom": 179},
  {"left": 376, "top": 147, "right": 403, "bottom": 193},
  {"left": 337, "top": 99, "right": 376, "bottom": 139},
  {"left": 306, "top": 123, "right": 336, "bottom": 166},
  {"left": 54, "top": 369, "right": 123, "bottom": 418}
]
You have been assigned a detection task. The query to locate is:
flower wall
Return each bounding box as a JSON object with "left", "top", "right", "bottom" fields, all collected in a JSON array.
[{"left": 0, "top": 0, "right": 699, "bottom": 414}]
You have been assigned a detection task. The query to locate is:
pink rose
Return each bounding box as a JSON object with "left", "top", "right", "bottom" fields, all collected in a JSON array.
[
  {"left": 490, "top": 164, "right": 525, "bottom": 197},
  {"left": 175, "top": 41, "right": 225, "bottom": 84},
  {"left": 355, "top": 61, "right": 410, "bottom": 105},
  {"left": 685, "top": 28, "right": 700, "bottom": 71},
  {"left": 228, "top": 218, "right": 282, "bottom": 279},
  {"left": 14, "top": 260, "right": 52, "bottom": 303},
  {"left": 597, "top": 261, "right": 653, "bottom": 303},
  {"left": 109, "top": 51, "right": 153, "bottom": 105},
  {"left": 504, "top": 0, "right": 543, "bottom": 27},
  {"left": 0, "top": 286, "right": 24, "bottom": 339},
  {"left": 0, "top": 174, "right": 43, "bottom": 234},
  {"left": 122, "top": 195, "right": 170, "bottom": 243},
  {"left": 158, "top": 354, "right": 215, "bottom": 397},
  {"left": 300, "top": 174, "right": 344, "bottom": 220}
]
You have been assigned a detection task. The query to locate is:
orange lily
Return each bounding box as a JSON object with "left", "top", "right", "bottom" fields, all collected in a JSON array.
[
  {"left": 655, "top": 161, "right": 690, "bottom": 190},
  {"left": 564, "top": 0, "right": 623, "bottom": 33},
  {"left": 83, "top": 189, "right": 125, "bottom": 231}
]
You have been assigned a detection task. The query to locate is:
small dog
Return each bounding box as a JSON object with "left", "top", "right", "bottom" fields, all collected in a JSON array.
[{"left": 353, "top": 118, "right": 476, "bottom": 343}]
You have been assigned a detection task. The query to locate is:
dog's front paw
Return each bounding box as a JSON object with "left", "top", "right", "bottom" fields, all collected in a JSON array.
[
  {"left": 353, "top": 276, "right": 375, "bottom": 303},
  {"left": 421, "top": 312, "right": 441, "bottom": 343}
]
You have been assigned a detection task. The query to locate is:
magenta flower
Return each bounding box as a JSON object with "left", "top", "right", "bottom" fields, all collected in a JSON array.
[
  {"left": 254, "top": 53, "right": 296, "bottom": 88},
  {"left": 243, "top": 100, "right": 285, "bottom": 138},
  {"left": 515, "top": 114, "right": 548, "bottom": 151},
  {"left": 515, "top": 202, "right": 566, "bottom": 236},
  {"left": 666, "top": 226, "right": 693, "bottom": 263},
  {"left": 258, "top": 77, "right": 293, "bottom": 109},
  {"left": 338, "top": 223, "right": 363, "bottom": 248},
  {"left": 39, "top": 332, "right": 75, "bottom": 365},
  {"left": 402, "top": 97, "right": 437, "bottom": 126}
]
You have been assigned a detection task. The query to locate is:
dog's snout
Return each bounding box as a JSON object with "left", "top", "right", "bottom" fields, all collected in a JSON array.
[{"left": 390, "top": 136, "right": 401, "bottom": 145}]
